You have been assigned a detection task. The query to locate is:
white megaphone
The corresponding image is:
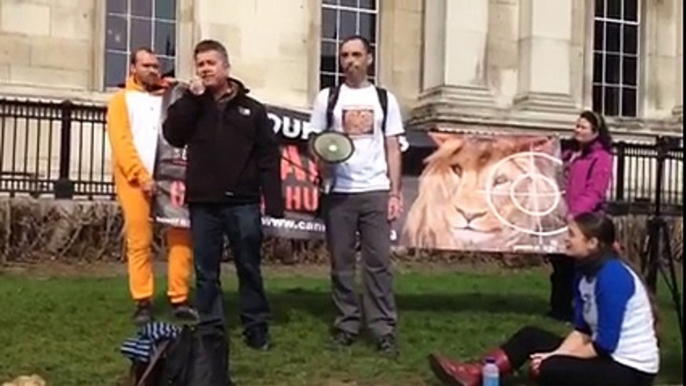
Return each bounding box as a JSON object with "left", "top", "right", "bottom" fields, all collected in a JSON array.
[{"left": 308, "top": 131, "right": 355, "bottom": 164}]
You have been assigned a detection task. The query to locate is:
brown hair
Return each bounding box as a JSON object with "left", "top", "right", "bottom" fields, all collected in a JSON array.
[
  {"left": 193, "top": 39, "right": 230, "bottom": 65},
  {"left": 573, "top": 212, "right": 662, "bottom": 345},
  {"left": 574, "top": 110, "right": 613, "bottom": 153},
  {"left": 130, "top": 47, "right": 155, "bottom": 65}
]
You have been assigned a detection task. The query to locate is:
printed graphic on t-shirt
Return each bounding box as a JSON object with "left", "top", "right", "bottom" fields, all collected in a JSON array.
[{"left": 341, "top": 106, "right": 374, "bottom": 137}]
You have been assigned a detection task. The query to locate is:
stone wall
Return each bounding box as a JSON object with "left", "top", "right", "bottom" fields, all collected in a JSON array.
[
  {"left": 0, "top": 0, "right": 681, "bottom": 138},
  {"left": 0, "top": 0, "right": 98, "bottom": 94}
]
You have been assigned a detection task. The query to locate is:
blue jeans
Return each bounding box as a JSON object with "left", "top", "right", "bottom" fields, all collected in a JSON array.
[{"left": 189, "top": 203, "right": 270, "bottom": 334}]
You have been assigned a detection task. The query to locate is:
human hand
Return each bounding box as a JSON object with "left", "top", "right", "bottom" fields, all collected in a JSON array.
[
  {"left": 388, "top": 194, "right": 403, "bottom": 221},
  {"left": 188, "top": 76, "right": 205, "bottom": 96},
  {"left": 141, "top": 180, "right": 156, "bottom": 196}
]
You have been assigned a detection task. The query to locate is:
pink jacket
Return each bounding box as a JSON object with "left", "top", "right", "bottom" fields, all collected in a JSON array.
[{"left": 563, "top": 140, "right": 614, "bottom": 216}]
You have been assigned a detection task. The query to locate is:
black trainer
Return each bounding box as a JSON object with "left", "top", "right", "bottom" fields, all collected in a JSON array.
[
  {"left": 132, "top": 300, "right": 153, "bottom": 326},
  {"left": 171, "top": 301, "right": 199, "bottom": 322},
  {"left": 244, "top": 327, "right": 271, "bottom": 351},
  {"left": 329, "top": 329, "right": 356, "bottom": 349},
  {"left": 377, "top": 334, "right": 399, "bottom": 358}
]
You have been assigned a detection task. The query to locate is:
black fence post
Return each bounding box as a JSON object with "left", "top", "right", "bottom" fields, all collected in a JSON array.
[
  {"left": 54, "top": 100, "right": 74, "bottom": 199},
  {"left": 615, "top": 141, "right": 626, "bottom": 202}
]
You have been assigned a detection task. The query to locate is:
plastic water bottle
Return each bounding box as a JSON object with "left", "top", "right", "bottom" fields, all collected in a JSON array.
[{"left": 482, "top": 357, "right": 500, "bottom": 386}]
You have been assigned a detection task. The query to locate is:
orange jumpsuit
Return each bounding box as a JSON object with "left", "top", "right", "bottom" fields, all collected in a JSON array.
[{"left": 106, "top": 76, "right": 192, "bottom": 304}]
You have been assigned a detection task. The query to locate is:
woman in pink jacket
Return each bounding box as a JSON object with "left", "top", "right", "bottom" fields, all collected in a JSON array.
[{"left": 548, "top": 110, "right": 614, "bottom": 321}]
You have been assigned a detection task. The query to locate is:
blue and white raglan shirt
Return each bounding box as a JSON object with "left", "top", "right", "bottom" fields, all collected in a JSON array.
[{"left": 574, "top": 258, "right": 660, "bottom": 374}]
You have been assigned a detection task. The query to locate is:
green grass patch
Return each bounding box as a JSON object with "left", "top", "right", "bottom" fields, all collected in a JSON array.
[{"left": 0, "top": 267, "right": 681, "bottom": 385}]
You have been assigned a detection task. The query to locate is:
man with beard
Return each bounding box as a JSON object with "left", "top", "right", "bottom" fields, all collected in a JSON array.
[
  {"left": 163, "top": 40, "right": 284, "bottom": 351},
  {"left": 309, "top": 35, "right": 405, "bottom": 357},
  {"left": 106, "top": 47, "right": 197, "bottom": 325}
]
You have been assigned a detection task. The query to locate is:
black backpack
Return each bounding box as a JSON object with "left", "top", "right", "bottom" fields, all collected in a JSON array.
[{"left": 128, "top": 324, "right": 231, "bottom": 386}]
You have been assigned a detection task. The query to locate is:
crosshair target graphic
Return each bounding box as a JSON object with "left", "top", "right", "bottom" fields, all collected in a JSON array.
[{"left": 485, "top": 151, "right": 568, "bottom": 237}]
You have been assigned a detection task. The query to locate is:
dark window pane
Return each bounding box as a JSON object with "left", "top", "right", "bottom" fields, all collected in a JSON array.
[
  {"left": 607, "top": 0, "right": 620, "bottom": 19},
  {"left": 606, "top": 22, "right": 620, "bottom": 52},
  {"left": 131, "top": 18, "right": 152, "bottom": 51},
  {"left": 131, "top": 0, "right": 152, "bottom": 17},
  {"left": 323, "top": 0, "right": 337, "bottom": 4},
  {"left": 368, "top": 44, "right": 376, "bottom": 75},
  {"left": 340, "top": 10, "right": 357, "bottom": 39},
  {"left": 622, "top": 56, "right": 637, "bottom": 86},
  {"left": 595, "top": 0, "right": 605, "bottom": 17},
  {"left": 360, "top": 0, "right": 375, "bottom": 10},
  {"left": 105, "top": 51, "right": 128, "bottom": 87},
  {"left": 593, "top": 85, "right": 604, "bottom": 112},
  {"left": 320, "top": 41, "right": 337, "bottom": 72},
  {"left": 107, "top": 0, "right": 126, "bottom": 14},
  {"left": 322, "top": 8, "right": 337, "bottom": 39},
  {"left": 105, "top": 15, "right": 128, "bottom": 51},
  {"left": 159, "top": 56, "right": 175, "bottom": 74},
  {"left": 605, "top": 54, "right": 620, "bottom": 84},
  {"left": 155, "top": 21, "right": 176, "bottom": 56},
  {"left": 594, "top": 20, "right": 604, "bottom": 50},
  {"left": 604, "top": 86, "right": 620, "bottom": 116},
  {"left": 155, "top": 0, "right": 176, "bottom": 20},
  {"left": 621, "top": 87, "right": 637, "bottom": 117},
  {"left": 594, "top": 53, "right": 603, "bottom": 82},
  {"left": 320, "top": 74, "right": 336, "bottom": 90},
  {"left": 340, "top": 0, "right": 357, "bottom": 7},
  {"left": 359, "top": 13, "right": 376, "bottom": 43},
  {"left": 624, "top": 0, "right": 638, "bottom": 22},
  {"left": 623, "top": 25, "right": 638, "bottom": 54}
]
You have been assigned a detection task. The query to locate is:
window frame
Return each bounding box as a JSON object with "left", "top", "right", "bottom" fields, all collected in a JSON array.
[
  {"left": 591, "top": 0, "right": 642, "bottom": 118},
  {"left": 102, "top": 0, "right": 179, "bottom": 90},
  {"left": 319, "top": 0, "right": 380, "bottom": 90}
]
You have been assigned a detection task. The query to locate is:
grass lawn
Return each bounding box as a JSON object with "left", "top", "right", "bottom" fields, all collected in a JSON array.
[{"left": 0, "top": 264, "right": 682, "bottom": 386}]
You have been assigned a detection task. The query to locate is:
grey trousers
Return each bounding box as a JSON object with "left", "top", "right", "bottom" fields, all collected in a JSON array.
[{"left": 323, "top": 191, "right": 397, "bottom": 338}]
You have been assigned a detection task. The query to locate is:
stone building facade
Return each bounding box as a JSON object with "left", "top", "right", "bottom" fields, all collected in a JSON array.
[{"left": 0, "top": 0, "right": 682, "bottom": 142}]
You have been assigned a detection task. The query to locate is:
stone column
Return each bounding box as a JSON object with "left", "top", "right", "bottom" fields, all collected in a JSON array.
[
  {"left": 514, "top": 0, "right": 577, "bottom": 112},
  {"left": 420, "top": 0, "right": 494, "bottom": 108},
  {"left": 674, "top": 0, "right": 683, "bottom": 120}
]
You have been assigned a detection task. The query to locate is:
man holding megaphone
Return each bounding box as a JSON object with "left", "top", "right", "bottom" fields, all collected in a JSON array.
[{"left": 309, "top": 35, "right": 405, "bottom": 358}]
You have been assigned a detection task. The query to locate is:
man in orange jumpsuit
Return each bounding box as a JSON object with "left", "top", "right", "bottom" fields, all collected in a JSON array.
[{"left": 106, "top": 47, "right": 197, "bottom": 325}]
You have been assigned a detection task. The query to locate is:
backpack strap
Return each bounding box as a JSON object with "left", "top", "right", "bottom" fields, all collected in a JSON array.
[
  {"left": 375, "top": 86, "right": 388, "bottom": 134},
  {"left": 325, "top": 85, "right": 342, "bottom": 131},
  {"left": 135, "top": 339, "right": 171, "bottom": 386}
]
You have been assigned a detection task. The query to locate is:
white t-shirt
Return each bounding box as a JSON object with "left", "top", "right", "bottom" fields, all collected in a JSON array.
[{"left": 309, "top": 84, "right": 405, "bottom": 193}]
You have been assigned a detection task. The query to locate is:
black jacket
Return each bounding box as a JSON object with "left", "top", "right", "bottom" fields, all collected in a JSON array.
[{"left": 162, "top": 79, "right": 284, "bottom": 218}]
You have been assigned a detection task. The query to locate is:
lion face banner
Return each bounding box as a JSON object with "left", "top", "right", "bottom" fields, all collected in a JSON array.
[
  {"left": 153, "top": 94, "right": 569, "bottom": 253},
  {"left": 397, "top": 131, "right": 569, "bottom": 254}
]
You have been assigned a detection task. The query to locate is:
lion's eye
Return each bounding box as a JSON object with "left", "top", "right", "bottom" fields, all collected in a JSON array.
[
  {"left": 452, "top": 165, "right": 462, "bottom": 177},
  {"left": 493, "top": 175, "right": 509, "bottom": 186}
]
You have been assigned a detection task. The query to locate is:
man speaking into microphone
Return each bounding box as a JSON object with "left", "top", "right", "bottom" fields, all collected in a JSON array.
[{"left": 162, "top": 39, "right": 284, "bottom": 351}]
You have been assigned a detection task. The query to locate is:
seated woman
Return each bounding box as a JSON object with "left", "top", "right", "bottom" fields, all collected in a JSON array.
[{"left": 428, "top": 213, "right": 659, "bottom": 386}]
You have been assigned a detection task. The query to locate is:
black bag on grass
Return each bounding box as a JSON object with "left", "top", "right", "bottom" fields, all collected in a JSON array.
[{"left": 127, "top": 324, "right": 232, "bottom": 386}]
